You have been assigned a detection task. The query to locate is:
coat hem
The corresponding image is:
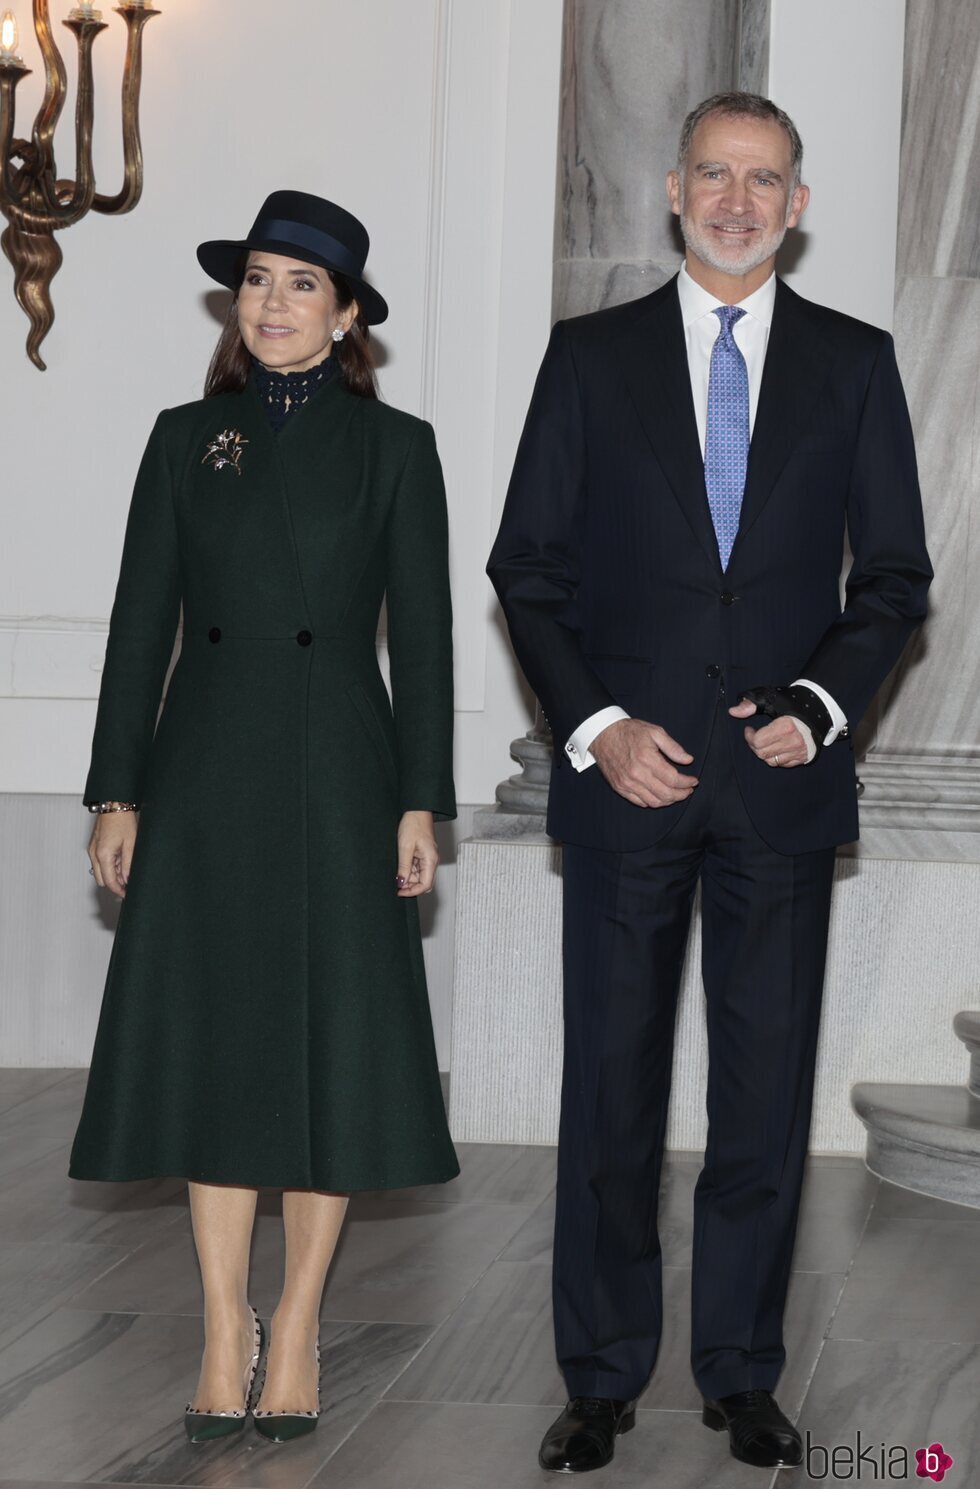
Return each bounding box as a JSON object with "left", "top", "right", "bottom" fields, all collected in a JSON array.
[{"left": 67, "top": 1156, "right": 461, "bottom": 1191}]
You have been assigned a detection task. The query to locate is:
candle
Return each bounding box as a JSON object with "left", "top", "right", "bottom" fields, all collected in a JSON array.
[
  {"left": 0, "top": 8, "right": 23, "bottom": 62},
  {"left": 69, "top": 1, "right": 103, "bottom": 17}
]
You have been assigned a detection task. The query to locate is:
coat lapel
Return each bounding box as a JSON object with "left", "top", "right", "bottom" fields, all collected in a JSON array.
[
  {"left": 729, "top": 278, "right": 835, "bottom": 560},
  {"left": 615, "top": 278, "right": 721, "bottom": 572}
]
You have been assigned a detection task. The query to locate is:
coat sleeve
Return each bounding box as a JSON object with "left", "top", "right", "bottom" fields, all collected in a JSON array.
[
  {"left": 83, "top": 412, "right": 182, "bottom": 808},
  {"left": 385, "top": 419, "right": 456, "bottom": 821},
  {"left": 486, "top": 320, "right": 617, "bottom": 758},
  {"left": 798, "top": 333, "right": 933, "bottom": 727}
]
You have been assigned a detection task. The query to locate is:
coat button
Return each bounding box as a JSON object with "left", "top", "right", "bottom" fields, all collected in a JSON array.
[
  {"left": 296, "top": 629, "right": 313, "bottom": 646},
  {"left": 706, "top": 663, "right": 720, "bottom": 678},
  {"left": 208, "top": 627, "right": 221, "bottom": 643},
  {"left": 721, "top": 591, "right": 736, "bottom": 606}
]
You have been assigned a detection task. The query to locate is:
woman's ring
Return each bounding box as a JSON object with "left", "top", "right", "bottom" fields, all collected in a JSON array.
[{"left": 88, "top": 867, "right": 95, "bottom": 876}]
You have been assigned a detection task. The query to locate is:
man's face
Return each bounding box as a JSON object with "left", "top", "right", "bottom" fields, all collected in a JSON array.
[{"left": 667, "top": 112, "right": 809, "bottom": 279}]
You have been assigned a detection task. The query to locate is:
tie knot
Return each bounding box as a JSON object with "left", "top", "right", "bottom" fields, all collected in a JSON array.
[{"left": 715, "top": 304, "right": 746, "bottom": 337}]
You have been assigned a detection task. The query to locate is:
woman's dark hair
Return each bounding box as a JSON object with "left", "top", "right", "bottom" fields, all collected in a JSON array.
[{"left": 204, "top": 257, "right": 378, "bottom": 400}]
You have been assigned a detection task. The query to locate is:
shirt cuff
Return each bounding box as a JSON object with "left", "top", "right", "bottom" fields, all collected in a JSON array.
[
  {"left": 565, "top": 706, "right": 631, "bottom": 772},
  {"left": 792, "top": 678, "right": 848, "bottom": 747}
]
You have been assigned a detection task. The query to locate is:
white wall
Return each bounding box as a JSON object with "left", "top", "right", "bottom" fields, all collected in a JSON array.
[
  {"left": 0, "top": 0, "right": 563, "bottom": 1066},
  {"left": 0, "top": 0, "right": 562, "bottom": 806},
  {"left": 768, "top": 0, "right": 906, "bottom": 330}
]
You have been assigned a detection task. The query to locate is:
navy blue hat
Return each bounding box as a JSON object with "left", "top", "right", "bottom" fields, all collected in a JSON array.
[{"left": 197, "top": 189, "right": 388, "bottom": 325}]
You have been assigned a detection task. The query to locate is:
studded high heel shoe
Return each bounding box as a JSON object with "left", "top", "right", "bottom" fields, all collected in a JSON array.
[
  {"left": 253, "top": 1336, "right": 321, "bottom": 1442},
  {"left": 184, "top": 1305, "right": 264, "bottom": 1443}
]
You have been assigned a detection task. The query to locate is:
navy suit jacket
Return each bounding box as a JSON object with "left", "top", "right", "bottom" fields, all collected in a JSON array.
[{"left": 487, "top": 274, "right": 932, "bottom": 855}]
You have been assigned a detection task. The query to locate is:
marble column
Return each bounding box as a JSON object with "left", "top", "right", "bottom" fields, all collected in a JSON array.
[
  {"left": 484, "top": 0, "right": 767, "bottom": 833},
  {"left": 452, "top": 1, "right": 776, "bottom": 1140},
  {"left": 852, "top": 0, "right": 980, "bottom": 863}
]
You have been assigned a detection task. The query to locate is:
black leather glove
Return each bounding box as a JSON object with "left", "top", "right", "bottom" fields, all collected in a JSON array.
[{"left": 737, "top": 684, "right": 835, "bottom": 761}]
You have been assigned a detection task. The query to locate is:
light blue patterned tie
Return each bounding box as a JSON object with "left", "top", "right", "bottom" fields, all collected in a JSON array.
[{"left": 704, "top": 305, "right": 749, "bottom": 570}]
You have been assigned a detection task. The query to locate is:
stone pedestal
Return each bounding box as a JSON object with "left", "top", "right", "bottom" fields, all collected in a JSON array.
[{"left": 449, "top": 848, "right": 980, "bottom": 1153}]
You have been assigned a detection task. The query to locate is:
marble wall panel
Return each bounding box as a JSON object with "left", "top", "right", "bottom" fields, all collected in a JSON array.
[
  {"left": 555, "top": 0, "right": 741, "bottom": 317},
  {"left": 898, "top": 0, "right": 980, "bottom": 279},
  {"left": 737, "top": 0, "right": 771, "bottom": 94},
  {"left": 870, "top": 276, "right": 980, "bottom": 759}
]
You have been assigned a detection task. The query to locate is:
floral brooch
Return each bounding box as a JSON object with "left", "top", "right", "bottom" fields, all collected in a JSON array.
[{"left": 202, "top": 428, "right": 249, "bottom": 476}]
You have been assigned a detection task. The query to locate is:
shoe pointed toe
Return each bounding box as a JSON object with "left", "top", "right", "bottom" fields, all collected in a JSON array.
[
  {"left": 253, "top": 1411, "right": 319, "bottom": 1443},
  {"left": 183, "top": 1410, "right": 246, "bottom": 1443}
]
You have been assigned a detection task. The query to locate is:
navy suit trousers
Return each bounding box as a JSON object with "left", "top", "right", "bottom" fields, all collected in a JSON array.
[{"left": 554, "top": 700, "right": 837, "bottom": 1402}]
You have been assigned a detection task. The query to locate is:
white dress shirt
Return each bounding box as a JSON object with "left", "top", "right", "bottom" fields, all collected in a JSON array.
[{"left": 565, "top": 263, "right": 847, "bottom": 771}]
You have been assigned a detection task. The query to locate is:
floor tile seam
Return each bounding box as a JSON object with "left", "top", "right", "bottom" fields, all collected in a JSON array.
[
  {"left": 348, "top": 1196, "right": 544, "bottom": 1221},
  {"left": 58, "top": 1246, "right": 150, "bottom": 1307},
  {"left": 360, "top": 1195, "right": 553, "bottom": 1212},
  {"left": 0, "top": 1069, "right": 79, "bottom": 1116},
  {"left": 794, "top": 1179, "right": 883, "bottom": 1424},
  {"left": 827, "top": 1331, "right": 980, "bottom": 1345},
  {"left": 867, "top": 1210, "right": 980, "bottom": 1229},
  {"left": 372, "top": 1222, "right": 542, "bottom": 1406},
  {"left": 0, "top": 1140, "right": 72, "bottom": 1180},
  {"left": 294, "top": 1325, "right": 446, "bottom": 1487},
  {"left": 788, "top": 1267, "right": 854, "bottom": 1277},
  {"left": 0, "top": 1237, "right": 130, "bottom": 1257},
  {"left": 0, "top": 1482, "right": 211, "bottom": 1488},
  {"left": 58, "top": 1302, "right": 454, "bottom": 1329}
]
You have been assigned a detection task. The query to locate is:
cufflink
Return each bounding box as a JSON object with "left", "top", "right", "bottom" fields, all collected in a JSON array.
[{"left": 565, "top": 742, "right": 575, "bottom": 755}]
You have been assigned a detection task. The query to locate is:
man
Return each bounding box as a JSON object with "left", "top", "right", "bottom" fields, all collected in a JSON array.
[{"left": 488, "top": 92, "right": 930, "bottom": 1473}]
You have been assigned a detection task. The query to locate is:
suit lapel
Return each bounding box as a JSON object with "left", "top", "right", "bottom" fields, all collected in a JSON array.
[
  {"left": 729, "top": 278, "right": 835, "bottom": 561},
  {"left": 615, "top": 278, "right": 721, "bottom": 572}
]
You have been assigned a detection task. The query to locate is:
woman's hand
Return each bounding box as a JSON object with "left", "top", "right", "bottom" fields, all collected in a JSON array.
[
  {"left": 88, "top": 811, "right": 138, "bottom": 899},
  {"left": 395, "top": 810, "right": 439, "bottom": 896}
]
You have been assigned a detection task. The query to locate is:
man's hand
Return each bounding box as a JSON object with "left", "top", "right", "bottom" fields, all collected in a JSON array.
[
  {"left": 728, "top": 699, "right": 809, "bottom": 767},
  {"left": 591, "top": 719, "right": 698, "bottom": 807}
]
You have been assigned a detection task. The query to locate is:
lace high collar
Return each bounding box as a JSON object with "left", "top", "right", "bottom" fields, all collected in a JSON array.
[{"left": 251, "top": 350, "right": 340, "bottom": 432}]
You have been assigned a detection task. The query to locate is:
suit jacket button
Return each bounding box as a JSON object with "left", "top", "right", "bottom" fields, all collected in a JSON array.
[
  {"left": 705, "top": 663, "right": 720, "bottom": 678},
  {"left": 721, "top": 591, "right": 736, "bottom": 606},
  {"left": 208, "top": 627, "right": 221, "bottom": 643},
  {"left": 297, "top": 629, "right": 313, "bottom": 646}
]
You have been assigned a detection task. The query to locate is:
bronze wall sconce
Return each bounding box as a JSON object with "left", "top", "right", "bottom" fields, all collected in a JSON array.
[{"left": 0, "top": 0, "right": 160, "bottom": 369}]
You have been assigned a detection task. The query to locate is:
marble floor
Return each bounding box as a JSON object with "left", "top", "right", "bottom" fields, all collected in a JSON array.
[{"left": 0, "top": 1070, "right": 977, "bottom": 1487}]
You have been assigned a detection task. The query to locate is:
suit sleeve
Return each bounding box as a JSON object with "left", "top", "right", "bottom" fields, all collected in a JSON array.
[
  {"left": 385, "top": 420, "right": 456, "bottom": 821},
  {"left": 83, "top": 412, "right": 182, "bottom": 808},
  {"left": 487, "top": 320, "right": 617, "bottom": 756},
  {"left": 798, "top": 332, "right": 933, "bottom": 727}
]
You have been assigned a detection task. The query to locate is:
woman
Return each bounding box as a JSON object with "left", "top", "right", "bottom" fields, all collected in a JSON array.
[{"left": 70, "top": 191, "right": 458, "bottom": 1444}]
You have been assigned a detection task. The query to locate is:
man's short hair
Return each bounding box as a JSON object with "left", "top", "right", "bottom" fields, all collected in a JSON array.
[{"left": 678, "top": 91, "right": 803, "bottom": 187}]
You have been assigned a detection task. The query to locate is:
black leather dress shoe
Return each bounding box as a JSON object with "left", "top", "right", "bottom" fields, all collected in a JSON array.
[
  {"left": 702, "top": 1388, "right": 802, "bottom": 1468},
  {"left": 539, "top": 1397, "right": 637, "bottom": 1473}
]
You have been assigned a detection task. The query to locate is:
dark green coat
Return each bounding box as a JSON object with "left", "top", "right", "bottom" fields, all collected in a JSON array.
[{"left": 69, "top": 373, "right": 459, "bottom": 1191}]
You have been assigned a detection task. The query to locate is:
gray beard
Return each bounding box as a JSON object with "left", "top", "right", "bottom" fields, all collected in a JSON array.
[{"left": 679, "top": 211, "right": 788, "bottom": 279}]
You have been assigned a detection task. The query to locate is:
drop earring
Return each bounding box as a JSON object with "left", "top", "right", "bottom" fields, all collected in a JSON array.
[{"left": 332, "top": 327, "right": 346, "bottom": 342}]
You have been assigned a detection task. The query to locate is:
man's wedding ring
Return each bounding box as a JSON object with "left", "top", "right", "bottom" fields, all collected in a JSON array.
[{"left": 772, "top": 754, "right": 780, "bottom": 767}]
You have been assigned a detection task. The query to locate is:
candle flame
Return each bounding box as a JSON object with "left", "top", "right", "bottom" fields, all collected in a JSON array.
[{"left": 0, "top": 10, "right": 18, "bottom": 52}]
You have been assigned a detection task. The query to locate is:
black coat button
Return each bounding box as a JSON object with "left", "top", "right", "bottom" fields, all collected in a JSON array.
[
  {"left": 721, "top": 591, "right": 736, "bottom": 606},
  {"left": 706, "top": 663, "right": 720, "bottom": 678},
  {"left": 296, "top": 630, "right": 313, "bottom": 646},
  {"left": 208, "top": 627, "right": 221, "bottom": 643}
]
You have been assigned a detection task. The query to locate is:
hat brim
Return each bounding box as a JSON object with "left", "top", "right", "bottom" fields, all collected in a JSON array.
[{"left": 196, "top": 237, "right": 389, "bottom": 325}]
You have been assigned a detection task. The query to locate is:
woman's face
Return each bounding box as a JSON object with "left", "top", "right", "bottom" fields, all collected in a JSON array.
[{"left": 237, "top": 251, "right": 358, "bottom": 373}]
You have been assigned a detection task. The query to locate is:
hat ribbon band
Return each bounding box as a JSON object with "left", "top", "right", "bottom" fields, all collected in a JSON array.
[{"left": 252, "top": 219, "right": 364, "bottom": 281}]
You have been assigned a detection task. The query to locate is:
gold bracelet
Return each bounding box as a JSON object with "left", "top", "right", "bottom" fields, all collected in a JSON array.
[{"left": 87, "top": 801, "right": 138, "bottom": 814}]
